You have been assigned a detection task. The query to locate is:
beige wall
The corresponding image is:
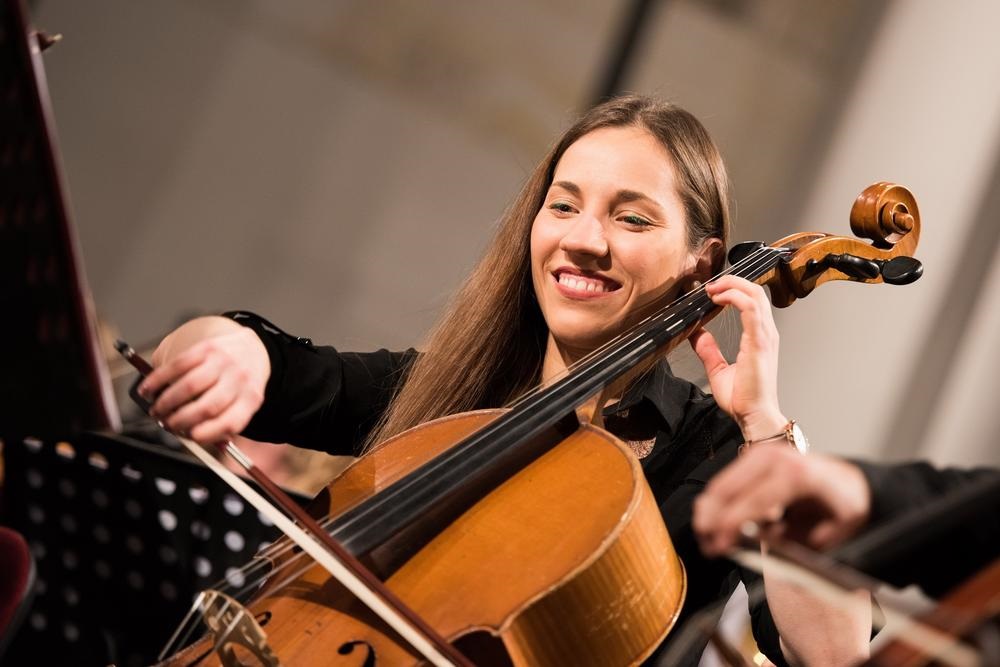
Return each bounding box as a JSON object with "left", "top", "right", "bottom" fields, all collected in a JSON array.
[
  {"left": 33, "top": 0, "right": 1000, "bottom": 468},
  {"left": 774, "top": 0, "right": 1000, "bottom": 466}
]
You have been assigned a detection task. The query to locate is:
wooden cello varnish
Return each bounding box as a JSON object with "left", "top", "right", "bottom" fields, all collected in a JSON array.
[
  {"left": 374, "top": 412, "right": 686, "bottom": 666},
  {"left": 160, "top": 410, "right": 685, "bottom": 666}
]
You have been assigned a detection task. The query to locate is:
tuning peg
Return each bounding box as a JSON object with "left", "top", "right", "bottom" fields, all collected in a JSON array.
[
  {"left": 876, "top": 256, "right": 923, "bottom": 285},
  {"left": 804, "top": 253, "right": 923, "bottom": 285},
  {"left": 806, "top": 253, "right": 881, "bottom": 281}
]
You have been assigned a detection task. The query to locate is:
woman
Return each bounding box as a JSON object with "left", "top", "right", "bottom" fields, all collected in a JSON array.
[{"left": 141, "top": 96, "right": 869, "bottom": 665}]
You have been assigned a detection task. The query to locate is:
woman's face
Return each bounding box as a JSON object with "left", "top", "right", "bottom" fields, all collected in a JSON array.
[{"left": 530, "top": 125, "right": 705, "bottom": 354}]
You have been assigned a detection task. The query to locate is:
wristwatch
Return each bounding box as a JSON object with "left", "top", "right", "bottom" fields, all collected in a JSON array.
[
  {"left": 739, "top": 419, "right": 809, "bottom": 455},
  {"left": 782, "top": 419, "right": 809, "bottom": 453}
]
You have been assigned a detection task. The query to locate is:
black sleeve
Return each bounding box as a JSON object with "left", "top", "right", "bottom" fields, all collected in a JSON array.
[
  {"left": 224, "top": 311, "right": 417, "bottom": 456},
  {"left": 853, "top": 461, "right": 1000, "bottom": 595}
]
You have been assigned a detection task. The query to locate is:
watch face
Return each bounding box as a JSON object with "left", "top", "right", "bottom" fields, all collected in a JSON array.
[{"left": 790, "top": 422, "right": 809, "bottom": 453}]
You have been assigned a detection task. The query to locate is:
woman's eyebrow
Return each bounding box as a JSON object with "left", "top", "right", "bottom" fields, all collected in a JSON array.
[
  {"left": 550, "top": 180, "right": 581, "bottom": 196},
  {"left": 614, "top": 189, "right": 664, "bottom": 212}
]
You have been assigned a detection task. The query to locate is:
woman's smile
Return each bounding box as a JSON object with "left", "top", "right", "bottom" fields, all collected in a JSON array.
[{"left": 552, "top": 268, "right": 622, "bottom": 298}]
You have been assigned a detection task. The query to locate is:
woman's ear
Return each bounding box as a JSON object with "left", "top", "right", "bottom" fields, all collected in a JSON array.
[{"left": 688, "top": 237, "right": 724, "bottom": 286}]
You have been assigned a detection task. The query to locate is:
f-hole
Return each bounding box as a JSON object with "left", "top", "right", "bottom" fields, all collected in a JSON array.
[
  {"left": 337, "top": 640, "right": 376, "bottom": 667},
  {"left": 453, "top": 631, "right": 513, "bottom": 667}
]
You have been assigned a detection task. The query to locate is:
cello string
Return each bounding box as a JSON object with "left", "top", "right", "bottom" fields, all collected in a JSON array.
[
  {"left": 165, "top": 554, "right": 325, "bottom": 657},
  {"left": 317, "top": 245, "right": 788, "bottom": 541},
  {"left": 159, "top": 599, "right": 202, "bottom": 660},
  {"left": 505, "top": 244, "right": 784, "bottom": 406},
  {"left": 367, "top": 245, "right": 784, "bottom": 479},
  {"left": 495, "top": 245, "right": 788, "bottom": 427},
  {"left": 178, "top": 244, "right": 790, "bottom": 627},
  {"left": 181, "top": 435, "right": 469, "bottom": 667},
  {"left": 277, "top": 245, "right": 786, "bottom": 548}
]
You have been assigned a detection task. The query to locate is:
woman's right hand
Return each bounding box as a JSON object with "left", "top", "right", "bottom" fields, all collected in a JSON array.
[{"left": 138, "top": 316, "right": 271, "bottom": 444}]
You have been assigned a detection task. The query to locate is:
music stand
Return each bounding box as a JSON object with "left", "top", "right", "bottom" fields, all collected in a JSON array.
[
  {"left": 0, "top": 2, "right": 308, "bottom": 663},
  {"left": 0, "top": 0, "right": 119, "bottom": 441},
  {"left": 2, "top": 431, "right": 305, "bottom": 666}
]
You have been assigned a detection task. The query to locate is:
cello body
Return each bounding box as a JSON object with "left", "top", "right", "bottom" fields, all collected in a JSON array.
[{"left": 162, "top": 410, "right": 686, "bottom": 666}]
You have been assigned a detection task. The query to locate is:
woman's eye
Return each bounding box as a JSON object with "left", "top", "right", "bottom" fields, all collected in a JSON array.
[
  {"left": 621, "top": 214, "right": 652, "bottom": 227},
  {"left": 549, "top": 202, "right": 575, "bottom": 214}
]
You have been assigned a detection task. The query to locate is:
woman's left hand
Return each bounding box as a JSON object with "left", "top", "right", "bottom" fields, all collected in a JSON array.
[{"left": 689, "top": 275, "right": 786, "bottom": 441}]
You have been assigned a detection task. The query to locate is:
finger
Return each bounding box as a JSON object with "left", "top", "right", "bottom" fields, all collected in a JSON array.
[
  {"left": 706, "top": 275, "right": 766, "bottom": 297},
  {"left": 695, "top": 447, "right": 803, "bottom": 551},
  {"left": 701, "top": 494, "right": 793, "bottom": 556},
  {"left": 149, "top": 360, "right": 220, "bottom": 418},
  {"left": 163, "top": 381, "right": 239, "bottom": 435},
  {"left": 140, "top": 345, "right": 209, "bottom": 397},
  {"left": 699, "top": 482, "right": 797, "bottom": 555},
  {"left": 707, "top": 276, "right": 771, "bottom": 312},
  {"left": 689, "top": 327, "right": 728, "bottom": 379},
  {"left": 715, "top": 483, "right": 794, "bottom": 538},
  {"left": 708, "top": 287, "right": 770, "bottom": 336},
  {"left": 694, "top": 456, "right": 775, "bottom": 546},
  {"left": 712, "top": 449, "right": 812, "bottom": 542},
  {"left": 188, "top": 394, "right": 259, "bottom": 444}
]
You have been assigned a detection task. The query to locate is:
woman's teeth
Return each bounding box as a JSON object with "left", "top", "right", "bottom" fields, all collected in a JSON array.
[{"left": 558, "top": 274, "right": 612, "bottom": 293}]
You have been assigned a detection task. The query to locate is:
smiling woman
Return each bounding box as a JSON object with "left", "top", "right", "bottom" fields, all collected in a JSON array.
[{"left": 140, "top": 95, "right": 867, "bottom": 665}]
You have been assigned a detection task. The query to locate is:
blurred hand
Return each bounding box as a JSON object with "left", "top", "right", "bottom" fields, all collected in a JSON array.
[
  {"left": 693, "top": 443, "right": 872, "bottom": 556},
  {"left": 138, "top": 316, "right": 270, "bottom": 444}
]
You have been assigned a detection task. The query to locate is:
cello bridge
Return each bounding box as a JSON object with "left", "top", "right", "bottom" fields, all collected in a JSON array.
[{"left": 200, "top": 589, "right": 280, "bottom": 666}]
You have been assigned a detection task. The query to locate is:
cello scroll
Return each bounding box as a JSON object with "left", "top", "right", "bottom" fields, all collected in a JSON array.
[{"left": 757, "top": 182, "right": 923, "bottom": 307}]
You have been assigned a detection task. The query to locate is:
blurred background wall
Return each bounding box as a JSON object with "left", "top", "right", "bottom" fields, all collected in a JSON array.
[{"left": 31, "top": 0, "right": 1000, "bottom": 467}]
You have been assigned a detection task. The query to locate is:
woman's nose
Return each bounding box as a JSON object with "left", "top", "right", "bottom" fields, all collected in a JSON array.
[{"left": 559, "top": 215, "right": 609, "bottom": 257}]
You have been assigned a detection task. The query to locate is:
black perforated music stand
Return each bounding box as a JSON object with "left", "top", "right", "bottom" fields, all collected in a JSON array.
[{"left": 2, "top": 431, "right": 303, "bottom": 666}]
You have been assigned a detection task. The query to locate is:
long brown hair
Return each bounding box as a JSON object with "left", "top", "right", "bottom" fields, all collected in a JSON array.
[{"left": 366, "top": 95, "right": 731, "bottom": 449}]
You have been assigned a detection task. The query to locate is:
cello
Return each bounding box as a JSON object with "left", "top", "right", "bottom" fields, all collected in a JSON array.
[{"left": 132, "top": 182, "right": 922, "bottom": 666}]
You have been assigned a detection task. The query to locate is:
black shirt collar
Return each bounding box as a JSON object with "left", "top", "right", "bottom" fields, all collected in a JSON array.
[{"left": 602, "top": 358, "right": 694, "bottom": 439}]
